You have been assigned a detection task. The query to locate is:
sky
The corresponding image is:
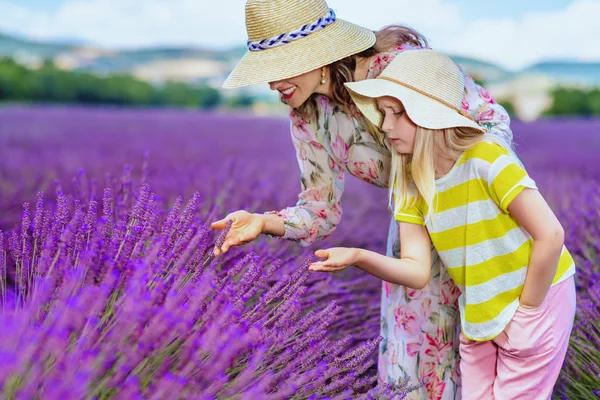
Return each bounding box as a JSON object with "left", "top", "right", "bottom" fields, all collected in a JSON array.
[{"left": 1, "top": 0, "right": 598, "bottom": 70}]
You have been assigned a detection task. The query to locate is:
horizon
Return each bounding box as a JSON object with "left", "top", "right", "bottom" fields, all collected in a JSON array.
[{"left": 2, "top": 29, "right": 599, "bottom": 74}]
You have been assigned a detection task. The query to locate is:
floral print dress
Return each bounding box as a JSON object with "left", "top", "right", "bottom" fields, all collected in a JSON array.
[{"left": 268, "top": 45, "right": 513, "bottom": 399}]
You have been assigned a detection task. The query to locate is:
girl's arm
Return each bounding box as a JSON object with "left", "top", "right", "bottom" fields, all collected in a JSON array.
[
  {"left": 355, "top": 222, "right": 432, "bottom": 288},
  {"left": 508, "top": 188, "right": 565, "bottom": 308},
  {"left": 309, "top": 222, "right": 432, "bottom": 289}
]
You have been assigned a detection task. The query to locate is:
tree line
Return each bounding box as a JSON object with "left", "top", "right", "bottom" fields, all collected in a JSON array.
[
  {"left": 0, "top": 57, "right": 222, "bottom": 108},
  {"left": 543, "top": 87, "right": 600, "bottom": 116},
  {"left": 1, "top": 56, "right": 599, "bottom": 117}
]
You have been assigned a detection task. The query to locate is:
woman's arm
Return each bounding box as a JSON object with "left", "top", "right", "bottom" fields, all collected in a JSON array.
[
  {"left": 260, "top": 213, "right": 285, "bottom": 236},
  {"left": 309, "top": 222, "right": 432, "bottom": 289},
  {"left": 212, "top": 112, "right": 346, "bottom": 253},
  {"left": 507, "top": 189, "right": 565, "bottom": 308},
  {"left": 264, "top": 115, "right": 346, "bottom": 246}
]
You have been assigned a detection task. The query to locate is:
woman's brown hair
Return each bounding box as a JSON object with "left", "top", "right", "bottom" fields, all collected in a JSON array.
[{"left": 286, "top": 25, "right": 428, "bottom": 123}]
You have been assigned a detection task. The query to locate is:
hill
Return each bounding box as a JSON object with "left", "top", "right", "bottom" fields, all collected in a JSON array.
[
  {"left": 523, "top": 61, "right": 600, "bottom": 87},
  {"left": 2, "top": 31, "right": 599, "bottom": 119},
  {"left": 0, "top": 32, "right": 75, "bottom": 58}
]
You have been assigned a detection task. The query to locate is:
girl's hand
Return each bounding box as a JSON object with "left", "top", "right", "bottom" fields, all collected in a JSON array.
[
  {"left": 211, "top": 211, "right": 265, "bottom": 256},
  {"left": 519, "top": 296, "right": 544, "bottom": 309},
  {"left": 308, "top": 247, "right": 361, "bottom": 273}
]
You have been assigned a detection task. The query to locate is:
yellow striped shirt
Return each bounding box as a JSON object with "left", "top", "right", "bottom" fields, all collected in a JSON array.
[{"left": 394, "top": 140, "right": 575, "bottom": 341}]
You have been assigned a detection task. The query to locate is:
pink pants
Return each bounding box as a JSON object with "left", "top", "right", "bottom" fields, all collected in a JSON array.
[{"left": 459, "top": 276, "right": 576, "bottom": 400}]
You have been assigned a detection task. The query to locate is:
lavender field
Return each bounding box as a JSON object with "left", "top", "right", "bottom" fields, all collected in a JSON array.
[{"left": 0, "top": 106, "right": 598, "bottom": 399}]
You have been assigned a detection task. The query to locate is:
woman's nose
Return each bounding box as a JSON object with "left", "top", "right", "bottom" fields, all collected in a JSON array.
[{"left": 269, "top": 81, "right": 281, "bottom": 90}]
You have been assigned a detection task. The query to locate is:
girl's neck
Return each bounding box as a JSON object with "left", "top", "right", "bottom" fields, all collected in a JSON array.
[
  {"left": 434, "top": 156, "right": 458, "bottom": 179},
  {"left": 434, "top": 143, "right": 463, "bottom": 179}
]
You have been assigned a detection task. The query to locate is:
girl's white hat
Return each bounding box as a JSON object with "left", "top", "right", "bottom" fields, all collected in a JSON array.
[
  {"left": 223, "top": 0, "right": 376, "bottom": 89},
  {"left": 344, "top": 49, "right": 484, "bottom": 134}
]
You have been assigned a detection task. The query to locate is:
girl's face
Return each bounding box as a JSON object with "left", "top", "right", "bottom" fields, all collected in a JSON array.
[
  {"left": 377, "top": 96, "right": 417, "bottom": 154},
  {"left": 269, "top": 68, "right": 327, "bottom": 108}
]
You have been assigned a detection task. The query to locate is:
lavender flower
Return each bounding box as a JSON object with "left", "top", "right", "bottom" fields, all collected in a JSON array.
[{"left": 1, "top": 108, "right": 598, "bottom": 398}]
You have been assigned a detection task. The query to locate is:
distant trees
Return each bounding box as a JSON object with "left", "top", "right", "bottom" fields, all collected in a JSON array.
[
  {"left": 544, "top": 87, "right": 600, "bottom": 116},
  {"left": 498, "top": 100, "right": 516, "bottom": 117},
  {"left": 6, "top": 56, "right": 598, "bottom": 117},
  {"left": 226, "top": 92, "right": 255, "bottom": 108},
  {"left": 0, "top": 57, "right": 222, "bottom": 108}
]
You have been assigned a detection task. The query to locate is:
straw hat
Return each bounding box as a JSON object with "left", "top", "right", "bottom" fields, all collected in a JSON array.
[
  {"left": 344, "top": 49, "right": 484, "bottom": 134},
  {"left": 222, "top": 0, "right": 376, "bottom": 89}
]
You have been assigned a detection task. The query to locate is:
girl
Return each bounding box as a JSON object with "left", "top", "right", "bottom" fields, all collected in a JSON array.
[
  {"left": 212, "top": 0, "right": 513, "bottom": 396},
  {"left": 308, "top": 49, "right": 576, "bottom": 399}
]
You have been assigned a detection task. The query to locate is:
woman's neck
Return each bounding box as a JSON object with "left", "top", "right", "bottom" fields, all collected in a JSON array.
[
  {"left": 315, "top": 55, "right": 372, "bottom": 102},
  {"left": 354, "top": 55, "right": 372, "bottom": 82}
]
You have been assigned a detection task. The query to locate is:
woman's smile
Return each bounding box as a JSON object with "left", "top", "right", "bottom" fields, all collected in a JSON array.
[{"left": 280, "top": 86, "right": 297, "bottom": 99}]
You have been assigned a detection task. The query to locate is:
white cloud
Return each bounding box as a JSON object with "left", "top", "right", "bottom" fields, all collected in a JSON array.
[
  {"left": 0, "top": 0, "right": 248, "bottom": 49},
  {"left": 328, "top": 0, "right": 463, "bottom": 34},
  {"left": 438, "top": 0, "right": 600, "bottom": 69},
  {"left": 0, "top": 0, "right": 599, "bottom": 69}
]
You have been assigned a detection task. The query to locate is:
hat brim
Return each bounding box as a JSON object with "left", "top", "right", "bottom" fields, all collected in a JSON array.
[
  {"left": 345, "top": 79, "right": 485, "bottom": 134},
  {"left": 223, "top": 19, "right": 376, "bottom": 89}
]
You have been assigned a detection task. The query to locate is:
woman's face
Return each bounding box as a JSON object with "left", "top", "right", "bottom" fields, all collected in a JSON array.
[
  {"left": 269, "top": 68, "right": 325, "bottom": 108},
  {"left": 377, "top": 96, "right": 417, "bottom": 154}
]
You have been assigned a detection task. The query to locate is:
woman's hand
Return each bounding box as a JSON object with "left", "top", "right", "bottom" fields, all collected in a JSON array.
[
  {"left": 210, "top": 211, "right": 265, "bottom": 256},
  {"left": 308, "top": 247, "right": 361, "bottom": 273}
]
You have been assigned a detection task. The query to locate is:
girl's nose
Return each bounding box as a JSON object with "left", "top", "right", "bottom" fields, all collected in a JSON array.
[
  {"left": 381, "top": 117, "right": 393, "bottom": 133},
  {"left": 269, "top": 81, "right": 281, "bottom": 90}
]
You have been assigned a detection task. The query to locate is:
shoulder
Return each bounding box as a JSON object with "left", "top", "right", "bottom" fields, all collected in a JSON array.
[
  {"left": 461, "top": 140, "right": 514, "bottom": 182},
  {"left": 289, "top": 109, "right": 318, "bottom": 143},
  {"left": 465, "top": 140, "right": 510, "bottom": 165},
  {"left": 369, "top": 50, "right": 399, "bottom": 78},
  {"left": 290, "top": 96, "right": 358, "bottom": 144},
  {"left": 369, "top": 43, "right": 427, "bottom": 78},
  {"left": 465, "top": 139, "right": 528, "bottom": 187}
]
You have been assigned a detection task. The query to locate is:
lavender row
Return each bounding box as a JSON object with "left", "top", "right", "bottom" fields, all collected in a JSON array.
[
  {"left": 0, "top": 106, "right": 599, "bottom": 397},
  {"left": 0, "top": 180, "right": 407, "bottom": 398}
]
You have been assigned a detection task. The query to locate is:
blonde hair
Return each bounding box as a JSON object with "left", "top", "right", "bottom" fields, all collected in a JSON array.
[
  {"left": 289, "top": 24, "right": 428, "bottom": 122},
  {"left": 389, "top": 126, "right": 485, "bottom": 224}
]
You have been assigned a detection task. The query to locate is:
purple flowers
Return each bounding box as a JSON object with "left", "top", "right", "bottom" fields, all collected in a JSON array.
[
  {"left": 0, "top": 184, "right": 388, "bottom": 398},
  {"left": 0, "top": 106, "right": 599, "bottom": 398}
]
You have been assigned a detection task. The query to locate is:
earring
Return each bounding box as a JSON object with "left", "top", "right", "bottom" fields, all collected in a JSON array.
[{"left": 320, "top": 67, "right": 326, "bottom": 85}]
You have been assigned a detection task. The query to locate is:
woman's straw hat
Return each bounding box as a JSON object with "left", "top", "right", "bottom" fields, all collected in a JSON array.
[
  {"left": 344, "top": 49, "right": 484, "bottom": 134},
  {"left": 223, "top": 0, "right": 376, "bottom": 89}
]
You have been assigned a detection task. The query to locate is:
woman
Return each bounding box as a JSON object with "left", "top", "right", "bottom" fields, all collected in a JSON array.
[{"left": 212, "top": 0, "right": 513, "bottom": 398}]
